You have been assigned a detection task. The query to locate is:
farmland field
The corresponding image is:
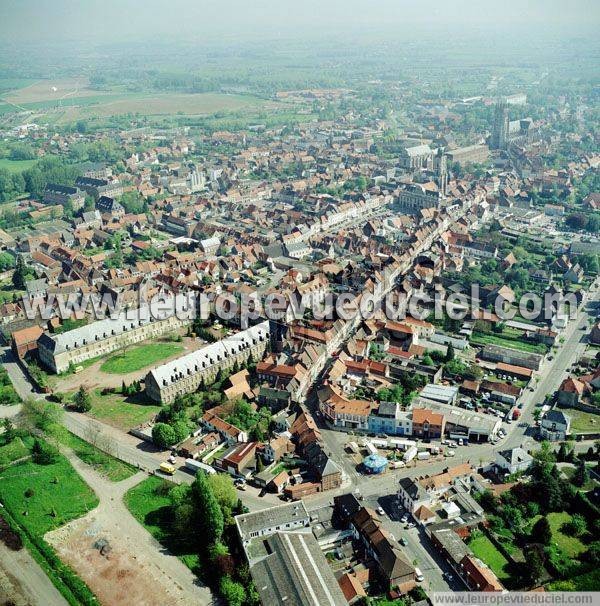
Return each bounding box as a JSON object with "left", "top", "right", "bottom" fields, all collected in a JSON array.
[
  {"left": 2, "top": 77, "right": 109, "bottom": 104},
  {"left": 1, "top": 77, "right": 272, "bottom": 123}
]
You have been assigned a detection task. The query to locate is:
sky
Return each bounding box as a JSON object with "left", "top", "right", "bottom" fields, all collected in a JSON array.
[{"left": 1, "top": 0, "right": 599, "bottom": 44}]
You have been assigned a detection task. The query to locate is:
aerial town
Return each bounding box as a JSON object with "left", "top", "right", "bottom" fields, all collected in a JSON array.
[{"left": 0, "top": 2, "right": 598, "bottom": 605}]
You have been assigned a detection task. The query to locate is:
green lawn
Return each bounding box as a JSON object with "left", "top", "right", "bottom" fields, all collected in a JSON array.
[
  {"left": 544, "top": 512, "right": 587, "bottom": 558},
  {"left": 471, "top": 332, "right": 548, "bottom": 354},
  {"left": 558, "top": 406, "right": 600, "bottom": 435},
  {"left": 0, "top": 452, "right": 98, "bottom": 605},
  {"left": 99, "top": 343, "right": 183, "bottom": 374},
  {"left": 0, "top": 158, "right": 38, "bottom": 173},
  {"left": 0, "top": 366, "right": 20, "bottom": 406},
  {"left": 0, "top": 436, "right": 30, "bottom": 466},
  {"left": 0, "top": 456, "right": 98, "bottom": 536},
  {"left": 50, "top": 425, "right": 136, "bottom": 482},
  {"left": 124, "top": 476, "right": 201, "bottom": 575},
  {"left": 88, "top": 389, "right": 161, "bottom": 431},
  {"left": 468, "top": 534, "right": 511, "bottom": 581}
]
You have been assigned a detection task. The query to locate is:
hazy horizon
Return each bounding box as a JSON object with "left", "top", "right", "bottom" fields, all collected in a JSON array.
[{"left": 1, "top": 0, "right": 599, "bottom": 45}]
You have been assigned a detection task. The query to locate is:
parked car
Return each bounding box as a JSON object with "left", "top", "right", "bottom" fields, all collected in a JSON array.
[
  {"left": 400, "top": 537, "right": 408, "bottom": 546},
  {"left": 377, "top": 506, "right": 385, "bottom": 516}
]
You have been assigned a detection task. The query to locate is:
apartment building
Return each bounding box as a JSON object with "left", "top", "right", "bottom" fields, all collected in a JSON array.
[
  {"left": 37, "top": 296, "right": 191, "bottom": 373},
  {"left": 145, "top": 320, "right": 269, "bottom": 403}
]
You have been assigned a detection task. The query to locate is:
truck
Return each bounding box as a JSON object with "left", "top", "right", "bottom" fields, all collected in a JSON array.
[
  {"left": 159, "top": 462, "right": 176, "bottom": 475},
  {"left": 417, "top": 451, "right": 431, "bottom": 460},
  {"left": 365, "top": 442, "right": 378, "bottom": 456},
  {"left": 184, "top": 458, "right": 216, "bottom": 475},
  {"left": 403, "top": 446, "right": 418, "bottom": 463},
  {"left": 370, "top": 438, "right": 388, "bottom": 449},
  {"left": 389, "top": 438, "right": 416, "bottom": 450}
]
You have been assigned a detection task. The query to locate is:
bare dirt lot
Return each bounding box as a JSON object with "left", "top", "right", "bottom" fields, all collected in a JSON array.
[{"left": 46, "top": 456, "right": 214, "bottom": 606}]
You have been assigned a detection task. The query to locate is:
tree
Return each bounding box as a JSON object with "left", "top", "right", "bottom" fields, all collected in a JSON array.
[
  {"left": 531, "top": 516, "right": 552, "bottom": 545},
  {"left": 585, "top": 541, "right": 600, "bottom": 565},
  {"left": 566, "top": 514, "right": 587, "bottom": 537},
  {"left": 191, "top": 471, "right": 224, "bottom": 546},
  {"left": 565, "top": 213, "right": 587, "bottom": 230},
  {"left": 0, "top": 252, "right": 15, "bottom": 271},
  {"left": 207, "top": 473, "right": 238, "bottom": 518},
  {"left": 171, "top": 419, "right": 191, "bottom": 443},
  {"left": 31, "top": 438, "right": 59, "bottom": 465},
  {"left": 523, "top": 544, "right": 545, "bottom": 585},
  {"left": 152, "top": 422, "right": 177, "bottom": 448},
  {"left": 20, "top": 398, "right": 61, "bottom": 431},
  {"left": 255, "top": 454, "right": 264, "bottom": 473},
  {"left": 73, "top": 386, "right": 92, "bottom": 412},
  {"left": 12, "top": 254, "right": 27, "bottom": 290},
  {"left": 421, "top": 354, "right": 434, "bottom": 366},
  {"left": 170, "top": 484, "right": 195, "bottom": 539},
  {"left": 445, "top": 342, "right": 455, "bottom": 362},
  {"left": 574, "top": 458, "right": 589, "bottom": 487},
  {"left": 2, "top": 418, "right": 15, "bottom": 443},
  {"left": 219, "top": 576, "right": 246, "bottom": 606}
]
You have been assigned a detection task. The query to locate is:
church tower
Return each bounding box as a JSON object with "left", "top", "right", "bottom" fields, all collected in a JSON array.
[{"left": 437, "top": 147, "right": 448, "bottom": 197}]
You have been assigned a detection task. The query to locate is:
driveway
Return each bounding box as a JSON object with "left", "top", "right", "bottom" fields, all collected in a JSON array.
[{"left": 46, "top": 453, "right": 216, "bottom": 606}]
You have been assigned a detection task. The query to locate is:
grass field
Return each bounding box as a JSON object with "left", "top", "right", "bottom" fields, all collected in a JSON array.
[
  {"left": 0, "top": 451, "right": 98, "bottom": 604},
  {"left": 50, "top": 425, "right": 136, "bottom": 482},
  {"left": 558, "top": 406, "right": 600, "bottom": 435},
  {"left": 2, "top": 77, "right": 107, "bottom": 104},
  {"left": 0, "top": 436, "right": 31, "bottom": 466},
  {"left": 0, "top": 455, "right": 98, "bottom": 536},
  {"left": 471, "top": 331, "right": 548, "bottom": 354},
  {"left": 544, "top": 512, "right": 587, "bottom": 557},
  {"left": 125, "top": 476, "right": 201, "bottom": 574},
  {"left": 99, "top": 343, "right": 184, "bottom": 374},
  {"left": 0, "top": 158, "right": 38, "bottom": 173},
  {"left": 468, "top": 534, "right": 511, "bottom": 581},
  {"left": 89, "top": 389, "right": 161, "bottom": 431}
]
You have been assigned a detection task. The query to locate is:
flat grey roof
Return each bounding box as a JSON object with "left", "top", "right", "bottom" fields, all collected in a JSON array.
[{"left": 236, "top": 501, "right": 309, "bottom": 541}]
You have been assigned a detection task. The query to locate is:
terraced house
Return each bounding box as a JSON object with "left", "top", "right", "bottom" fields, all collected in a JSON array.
[{"left": 145, "top": 320, "right": 269, "bottom": 403}]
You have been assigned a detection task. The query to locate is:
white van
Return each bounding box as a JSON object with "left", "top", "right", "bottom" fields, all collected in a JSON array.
[{"left": 415, "top": 567, "right": 424, "bottom": 582}]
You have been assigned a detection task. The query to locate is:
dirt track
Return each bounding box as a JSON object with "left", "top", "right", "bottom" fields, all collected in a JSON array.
[
  {"left": 0, "top": 541, "right": 68, "bottom": 606},
  {"left": 45, "top": 454, "right": 215, "bottom": 606}
]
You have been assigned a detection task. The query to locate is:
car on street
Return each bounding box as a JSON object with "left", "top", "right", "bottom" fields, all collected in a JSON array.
[
  {"left": 399, "top": 537, "right": 408, "bottom": 546},
  {"left": 405, "top": 522, "right": 415, "bottom": 529}
]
